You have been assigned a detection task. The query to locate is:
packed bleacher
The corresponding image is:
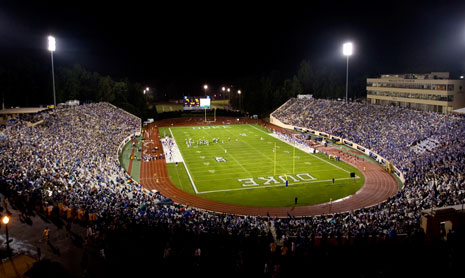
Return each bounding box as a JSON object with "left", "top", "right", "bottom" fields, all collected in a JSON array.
[
  {"left": 0, "top": 103, "right": 267, "bottom": 235},
  {"left": 272, "top": 98, "right": 465, "bottom": 236},
  {"left": 0, "top": 100, "right": 464, "bottom": 276}
]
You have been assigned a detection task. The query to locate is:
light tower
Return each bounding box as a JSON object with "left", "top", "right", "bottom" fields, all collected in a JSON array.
[
  {"left": 48, "top": 36, "right": 57, "bottom": 110},
  {"left": 343, "top": 42, "right": 353, "bottom": 103}
]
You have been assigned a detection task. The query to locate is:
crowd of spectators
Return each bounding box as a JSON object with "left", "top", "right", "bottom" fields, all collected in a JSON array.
[
  {"left": 272, "top": 98, "right": 465, "bottom": 237},
  {"left": 0, "top": 103, "right": 269, "bottom": 236},
  {"left": 0, "top": 100, "right": 464, "bottom": 276}
]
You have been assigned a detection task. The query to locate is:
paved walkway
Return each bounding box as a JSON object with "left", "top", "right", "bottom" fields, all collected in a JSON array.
[{"left": 0, "top": 194, "right": 103, "bottom": 277}]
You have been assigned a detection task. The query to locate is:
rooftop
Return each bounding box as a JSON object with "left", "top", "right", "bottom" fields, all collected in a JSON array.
[
  {"left": 0, "top": 107, "right": 49, "bottom": 115},
  {"left": 378, "top": 72, "right": 453, "bottom": 80}
]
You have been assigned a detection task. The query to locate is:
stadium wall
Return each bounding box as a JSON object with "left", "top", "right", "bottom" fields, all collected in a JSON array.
[
  {"left": 270, "top": 114, "right": 405, "bottom": 184},
  {"left": 116, "top": 133, "right": 137, "bottom": 161}
]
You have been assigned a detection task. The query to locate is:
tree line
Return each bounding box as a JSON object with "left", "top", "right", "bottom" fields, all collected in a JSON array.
[
  {"left": 0, "top": 54, "right": 368, "bottom": 119},
  {"left": 234, "top": 60, "right": 367, "bottom": 116},
  {"left": 0, "top": 55, "right": 153, "bottom": 119}
]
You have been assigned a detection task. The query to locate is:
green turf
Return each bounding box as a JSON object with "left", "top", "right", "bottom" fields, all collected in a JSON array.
[
  {"left": 211, "top": 99, "right": 230, "bottom": 109},
  {"left": 119, "top": 136, "right": 142, "bottom": 183},
  {"left": 155, "top": 103, "right": 183, "bottom": 113},
  {"left": 164, "top": 124, "right": 364, "bottom": 207}
]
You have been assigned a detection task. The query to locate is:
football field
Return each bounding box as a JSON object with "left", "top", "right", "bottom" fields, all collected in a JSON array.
[{"left": 161, "top": 124, "right": 364, "bottom": 207}]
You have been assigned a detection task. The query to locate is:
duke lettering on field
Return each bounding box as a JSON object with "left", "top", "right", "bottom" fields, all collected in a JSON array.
[{"left": 238, "top": 173, "right": 316, "bottom": 187}]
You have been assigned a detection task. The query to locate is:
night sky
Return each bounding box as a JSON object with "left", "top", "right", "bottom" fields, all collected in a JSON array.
[{"left": 1, "top": 0, "right": 465, "bottom": 95}]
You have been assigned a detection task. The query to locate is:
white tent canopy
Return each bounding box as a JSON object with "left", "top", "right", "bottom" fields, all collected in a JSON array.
[{"left": 453, "top": 107, "right": 465, "bottom": 114}]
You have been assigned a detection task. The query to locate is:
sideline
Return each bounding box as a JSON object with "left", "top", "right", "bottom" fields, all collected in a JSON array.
[
  {"left": 168, "top": 127, "right": 199, "bottom": 194},
  {"left": 248, "top": 124, "right": 351, "bottom": 174}
]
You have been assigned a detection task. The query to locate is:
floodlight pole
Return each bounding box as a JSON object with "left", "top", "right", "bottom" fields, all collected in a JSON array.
[
  {"left": 48, "top": 36, "right": 57, "bottom": 111},
  {"left": 51, "top": 51, "right": 56, "bottom": 110},
  {"left": 238, "top": 90, "right": 242, "bottom": 112},
  {"left": 343, "top": 42, "right": 353, "bottom": 103},
  {"left": 345, "top": 55, "right": 349, "bottom": 103}
]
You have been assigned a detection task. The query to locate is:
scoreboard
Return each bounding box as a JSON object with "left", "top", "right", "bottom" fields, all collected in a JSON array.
[{"left": 183, "top": 96, "right": 210, "bottom": 110}]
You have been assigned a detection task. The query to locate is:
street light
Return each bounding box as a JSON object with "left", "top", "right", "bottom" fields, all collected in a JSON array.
[
  {"left": 222, "top": 87, "right": 226, "bottom": 100},
  {"left": 48, "top": 36, "right": 57, "bottom": 110},
  {"left": 203, "top": 84, "right": 208, "bottom": 97},
  {"left": 2, "top": 215, "right": 10, "bottom": 256},
  {"left": 343, "top": 42, "right": 353, "bottom": 103},
  {"left": 237, "top": 90, "right": 242, "bottom": 111}
]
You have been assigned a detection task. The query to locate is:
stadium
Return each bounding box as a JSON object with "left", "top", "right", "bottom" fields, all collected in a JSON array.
[
  {"left": 2, "top": 96, "right": 465, "bottom": 276},
  {"left": 1, "top": 2, "right": 465, "bottom": 278}
]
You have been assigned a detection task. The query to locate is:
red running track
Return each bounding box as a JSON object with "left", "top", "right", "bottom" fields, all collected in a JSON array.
[{"left": 139, "top": 118, "right": 398, "bottom": 217}]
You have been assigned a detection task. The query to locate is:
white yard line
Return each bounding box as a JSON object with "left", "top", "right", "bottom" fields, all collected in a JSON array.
[
  {"left": 169, "top": 127, "right": 199, "bottom": 194},
  {"left": 249, "top": 124, "right": 351, "bottom": 174},
  {"left": 172, "top": 124, "right": 355, "bottom": 195},
  {"left": 197, "top": 128, "right": 255, "bottom": 177},
  {"left": 221, "top": 125, "right": 289, "bottom": 173},
  {"left": 309, "top": 150, "right": 351, "bottom": 173}
]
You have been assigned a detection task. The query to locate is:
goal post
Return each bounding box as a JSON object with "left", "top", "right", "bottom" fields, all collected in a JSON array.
[{"left": 204, "top": 107, "right": 217, "bottom": 123}]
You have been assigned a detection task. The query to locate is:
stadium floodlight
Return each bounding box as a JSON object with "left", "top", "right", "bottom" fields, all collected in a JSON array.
[
  {"left": 343, "top": 42, "right": 353, "bottom": 56},
  {"left": 48, "top": 36, "right": 56, "bottom": 52},
  {"left": 48, "top": 36, "right": 57, "bottom": 110},
  {"left": 343, "top": 42, "right": 353, "bottom": 103}
]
